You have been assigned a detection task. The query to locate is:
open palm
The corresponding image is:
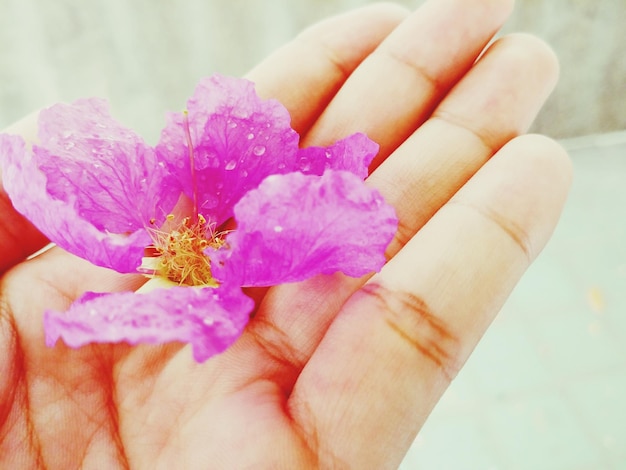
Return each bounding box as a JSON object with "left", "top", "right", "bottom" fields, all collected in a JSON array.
[{"left": 0, "top": 1, "right": 571, "bottom": 468}]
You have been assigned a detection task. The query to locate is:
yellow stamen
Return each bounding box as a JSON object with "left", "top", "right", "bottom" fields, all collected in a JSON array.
[{"left": 144, "top": 214, "right": 225, "bottom": 287}]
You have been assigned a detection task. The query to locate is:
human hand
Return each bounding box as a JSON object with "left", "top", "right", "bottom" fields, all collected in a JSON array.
[{"left": 0, "top": 0, "right": 571, "bottom": 468}]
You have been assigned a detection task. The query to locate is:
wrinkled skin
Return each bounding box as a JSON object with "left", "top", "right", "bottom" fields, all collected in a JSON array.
[{"left": 0, "top": 1, "right": 571, "bottom": 469}]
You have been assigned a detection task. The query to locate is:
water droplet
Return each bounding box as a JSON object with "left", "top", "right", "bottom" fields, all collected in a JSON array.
[
  {"left": 228, "top": 121, "right": 238, "bottom": 129},
  {"left": 225, "top": 160, "right": 237, "bottom": 170},
  {"left": 203, "top": 317, "right": 215, "bottom": 326},
  {"left": 273, "top": 225, "right": 283, "bottom": 233},
  {"left": 203, "top": 195, "right": 219, "bottom": 209},
  {"left": 300, "top": 162, "right": 311, "bottom": 172},
  {"left": 325, "top": 150, "right": 332, "bottom": 159},
  {"left": 247, "top": 132, "right": 255, "bottom": 140},
  {"left": 209, "top": 156, "right": 220, "bottom": 168},
  {"left": 253, "top": 145, "right": 266, "bottom": 156}
]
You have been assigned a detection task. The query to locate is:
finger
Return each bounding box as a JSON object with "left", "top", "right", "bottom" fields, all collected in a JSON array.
[
  {"left": 302, "top": 0, "right": 514, "bottom": 167},
  {"left": 290, "top": 135, "right": 572, "bottom": 468},
  {"left": 237, "top": 33, "right": 559, "bottom": 387},
  {"left": 246, "top": 3, "right": 409, "bottom": 135},
  {"left": 374, "top": 33, "right": 559, "bottom": 257},
  {"left": 0, "top": 114, "right": 49, "bottom": 272}
]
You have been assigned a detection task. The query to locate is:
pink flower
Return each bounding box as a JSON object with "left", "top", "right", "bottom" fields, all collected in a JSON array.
[{"left": 0, "top": 74, "right": 397, "bottom": 362}]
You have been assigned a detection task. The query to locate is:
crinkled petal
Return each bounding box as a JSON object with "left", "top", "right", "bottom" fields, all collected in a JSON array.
[
  {"left": 35, "top": 98, "right": 180, "bottom": 232},
  {"left": 44, "top": 284, "right": 253, "bottom": 362},
  {"left": 156, "top": 74, "right": 299, "bottom": 226},
  {"left": 210, "top": 170, "right": 398, "bottom": 286},
  {"left": 0, "top": 134, "right": 149, "bottom": 272},
  {"left": 295, "top": 133, "right": 379, "bottom": 179}
]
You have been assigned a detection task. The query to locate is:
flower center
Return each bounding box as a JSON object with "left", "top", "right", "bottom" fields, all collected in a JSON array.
[{"left": 144, "top": 214, "right": 225, "bottom": 287}]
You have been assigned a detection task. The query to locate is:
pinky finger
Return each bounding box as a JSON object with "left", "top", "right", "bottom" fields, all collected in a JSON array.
[{"left": 289, "top": 135, "right": 572, "bottom": 468}]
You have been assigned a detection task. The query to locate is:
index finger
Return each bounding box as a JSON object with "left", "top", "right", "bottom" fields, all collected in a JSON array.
[{"left": 246, "top": 3, "right": 410, "bottom": 134}]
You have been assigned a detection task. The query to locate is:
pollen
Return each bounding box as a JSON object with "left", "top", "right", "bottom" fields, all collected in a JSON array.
[{"left": 144, "top": 214, "right": 225, "bottom": 287}]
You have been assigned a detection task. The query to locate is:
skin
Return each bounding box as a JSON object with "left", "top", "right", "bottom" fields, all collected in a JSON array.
[{"left": 0, "top": 0, "right": 572, "bottom": 468}]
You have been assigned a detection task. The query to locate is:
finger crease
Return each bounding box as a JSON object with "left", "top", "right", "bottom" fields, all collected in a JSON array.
[
  {"left": 248, "top": 316, "right": 308, "bottom": 380},
  {"left": 430, "top": 113, "right": 503, "bottom": 156},
  {"left": 361, "top": 283, "right": 461, "bottom": 382},
  {"left": 388, "top": 216, "right": 418, "bottom": 256},
  {"left": 378, "top": 45, "right": 441, "bottom": 95},
  {"left": 298, "top": 35, "right": 352, "bottom": 82},
  {"left": 450, "top": 199, "right": 533, "bottom": 262}
]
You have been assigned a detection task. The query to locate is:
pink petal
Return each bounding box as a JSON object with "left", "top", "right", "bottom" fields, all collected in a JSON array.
[
  {"left": 156, "top": 74, "right": 299, "bottom": 225},
  {"left": 0, "top": 134, "right": 149, "bottom": 272},
  {"left": 44, "top": 285, "right": 254, "bottom": 363},
  {"left": 295, "top": 133, "right": 379, "bottom": 179},
  {"left": 210, "top": 171, "right": 398, "bottom": 287},
  {"left": 36, "top": 98, "right": 180, "bottom": 232}
]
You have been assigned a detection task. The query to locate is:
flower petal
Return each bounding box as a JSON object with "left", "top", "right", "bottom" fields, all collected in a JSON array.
[
  {"left": 156, "top": 74, "right": 299, "bottom": 225},
  {"left": 36, "top": 98, "right": 180, "bottom": 232},
  {"left": 211, "top": 171, "right": 398, "bottom": 286},
  {"left": 44, "top": 284, "right": 254, "bottom": 362},
  {"left": 0, "top": 134, "right": 149, "bottom": 272},
  {"left": 296, "top": 133, "right": 379, "bottom": 179}
]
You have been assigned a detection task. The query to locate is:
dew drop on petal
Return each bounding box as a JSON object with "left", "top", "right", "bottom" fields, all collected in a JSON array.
[
  {"left": 247, "top": 133, "right": 255, "bottom": 140},
  {"left": 228, "top": 121, "right": 238, "bottom": 129},
  {"left": 325, "top": 150, "right": 332, "bottom": 159},
  {"left": 273, "top": 225, "right": 283, "bottom": 233},
  {"left": 203, "top": 195, "right": 219, "bottom": 209},
  {"left": 225, "top": 160, "right": 237, "bottom": 170},
  {"left": 253, "top": 145, "right": 266, "bottom": 156}
]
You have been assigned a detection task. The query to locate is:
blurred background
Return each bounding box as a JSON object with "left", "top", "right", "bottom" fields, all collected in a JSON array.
[
  {"left": 1, "top": 1, "right": 625, "bottom": 468},
  {"left": 0, "top": 0, "right": 624, "bottom": 140}
]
